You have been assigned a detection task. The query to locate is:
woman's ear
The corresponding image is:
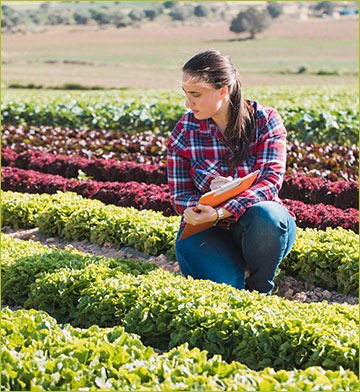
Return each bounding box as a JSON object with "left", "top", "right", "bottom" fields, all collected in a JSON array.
[{"left": 219, "top": 85, "right": 229, "bottom": 100}]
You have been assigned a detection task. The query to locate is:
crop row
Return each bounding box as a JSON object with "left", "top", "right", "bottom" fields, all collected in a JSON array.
[
  {"left": 3, "top": 85, "right": 357, "bottom": 109},
  {"left": 2, "top": 148, "right": 358, "bottom": 209},
  {"left": 1, "top": 166, "right": 175, "bottom": 216},
  {"left": 3, "top": 307, "right": 359, "bottom": 391},
  {"left": 286, "top": 141, "right": 358, "bottom": 181},
  {"left": 281, "top": 199, "right": 357, "bottom": 233},
  {"left": 1, "top": 147, "right": 168, "bottom": 185},
  {"left": 2, "top": 126, "right": 358, "bottom": 180},
  {"left": 279, "top": 174, "right": 357, "bottom": 209},
  {"left": 2, "top": 234, "right": 358, "bottom": 375},
  {"left": 2, "top": 190, "right": 178, "bottom": 257},
  {"left": 1, "top": 86, "right": 358, "bottom": 144},
  {"left": 2, "top": 191, "right": 358, "bottom": 295},
  {"left": 2, "top": 167, "right": 358, "bottom": 233},
  {"left": 1, "top": 125, "right": 168, "bottom": 163}
]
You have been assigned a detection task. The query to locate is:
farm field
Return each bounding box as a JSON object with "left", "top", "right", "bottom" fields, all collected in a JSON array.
[
  {"left": 1, "top": 83, "right": 359, "bottom": 390},
  {"left": 1, "top": 18, "right": 358, "bottom": 89},
  {"left": 1, "top": 4, "right": 359, "bottom": 390}
]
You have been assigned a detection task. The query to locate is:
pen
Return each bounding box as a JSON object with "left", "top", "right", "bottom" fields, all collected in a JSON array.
[{"left": 195, "top": 169, "right": 218, "bottom": 178}]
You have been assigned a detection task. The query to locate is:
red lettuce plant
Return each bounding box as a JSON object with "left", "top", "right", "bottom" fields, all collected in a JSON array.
[
  {"left": 3, "top": 148, "right": 357, "bottom": 209},
  {"left": 2, "top": 166, "right": 358, "bottom": 232}
]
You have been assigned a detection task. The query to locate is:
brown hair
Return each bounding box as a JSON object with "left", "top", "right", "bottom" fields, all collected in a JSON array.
[{"left": 182, "top": 50, "right": 255, "bottom": 166}]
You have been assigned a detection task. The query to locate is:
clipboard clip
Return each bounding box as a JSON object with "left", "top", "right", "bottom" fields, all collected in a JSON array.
[{"left": 213, "top": 177, "right": 243, "bottom": 196}]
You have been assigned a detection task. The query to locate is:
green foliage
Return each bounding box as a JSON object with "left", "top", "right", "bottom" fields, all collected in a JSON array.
[
  {"left": 1, "top": 1, "right": 222, "bottom": 32},
  {"left": 1, "top": 96, "right": 184, "bottom": 135},
  {"left": 282, "top": 227, "right": 359, "bottom": 295},
  {"left": 124, "top": 270, "right": 358, "bottom": 371},
  {"left": 1, "top": 308, "right": 155, "bottom": 391},
  {"left": 40, "top": 196, "right": 108, "bottom": 239},
  {"left": 1, "top": 4, "right": 25, "bottom": 28},
  {"left": 267, "top": 2, "right": 283, "bottom": 18},
  {"left": 2, "top": 248, "right": 104, "bottom": 306},
  {"left": 194, "top": 4, "right": 211, "bottom": 18},
  {"left": 1, "top": 234, "right": 358, "bottom": 373},
  {"left": 2, "top": 190, "right": 178, "bottom": 258},
  {"left": 281, "top": 107, "right": 358, "bottom": 145},
  {"left": 26, "top": 261, "right": 156, "bottom": 325},
  {"left": 230, "top": 7, "right": 271, "bottom": 39},
  {"left": 0, "top": 233, "right": 50, "bottom": 275},
  {"left": 1, "top": 232, "right": 156, "bottom": 309},
  {"left": 2, "top": 190, "right": 358, "bottom": 295},
  {"left": 169, "top": 4, "right": 194, "bottom": 21},
  {"left": 3, "top": 307, "right": 359, "bottom": 391},
  {"left": 0, "top": 191, "right": 50, "bottom": 229},
  {"left": 2, "top": 86, "right": 358, "bottom": 143}
]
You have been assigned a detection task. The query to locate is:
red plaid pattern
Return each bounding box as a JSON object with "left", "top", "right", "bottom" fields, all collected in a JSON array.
[{"left": 167, "top": 101, "right": 288, "bottom": 228}]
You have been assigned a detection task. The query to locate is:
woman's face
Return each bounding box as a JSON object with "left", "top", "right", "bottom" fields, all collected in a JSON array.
[{"left": 182, "top": 73, "right": 229, "bottom": 121}]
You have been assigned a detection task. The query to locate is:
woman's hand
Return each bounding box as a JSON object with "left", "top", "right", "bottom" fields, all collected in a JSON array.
[
  {"left": 183, "top": 204, "right": 217, "bottom": 226},
  {"left": 210, "top": 176, "right": 233, "bottom": 191}
]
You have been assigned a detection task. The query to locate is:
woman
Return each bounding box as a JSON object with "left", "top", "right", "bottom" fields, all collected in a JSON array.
[{"left": 167, "top": 50, "right": 296, "bottom": 294}]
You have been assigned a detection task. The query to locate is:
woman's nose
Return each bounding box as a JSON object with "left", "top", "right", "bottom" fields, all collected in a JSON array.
[{"left": 185, "top": 96, "right": 194, "bottom": 109}]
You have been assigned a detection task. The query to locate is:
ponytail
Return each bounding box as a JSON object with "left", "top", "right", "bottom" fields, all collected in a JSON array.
[{"left": 225, "top": 70, "right": 255, "bottom": 168}]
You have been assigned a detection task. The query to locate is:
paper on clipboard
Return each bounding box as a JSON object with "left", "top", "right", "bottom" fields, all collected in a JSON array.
[{"left": 179, "top": 170, "right": 260, "bottom": 240}]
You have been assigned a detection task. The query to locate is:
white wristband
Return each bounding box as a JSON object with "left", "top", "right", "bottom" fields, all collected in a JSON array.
[{"left": 212, "top": 208, "right": 224, "bottom": 226}]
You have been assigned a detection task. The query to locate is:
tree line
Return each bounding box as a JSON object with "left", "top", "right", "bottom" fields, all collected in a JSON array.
[
  {"left": 2, "top": 2, "right": 223, "bottom": 30},
  {"left": 3, "top": 2, "right": 345, "bottom": 39}
]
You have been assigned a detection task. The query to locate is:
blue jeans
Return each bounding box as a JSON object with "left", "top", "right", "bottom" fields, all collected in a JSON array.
[{"left": 175, "top": 201, "right": 296, "bottom": 294}]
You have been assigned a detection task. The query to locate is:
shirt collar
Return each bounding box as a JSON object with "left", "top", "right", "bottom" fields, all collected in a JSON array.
[{"left": 199, "top": 117, "right": 224, "bottom": 140}]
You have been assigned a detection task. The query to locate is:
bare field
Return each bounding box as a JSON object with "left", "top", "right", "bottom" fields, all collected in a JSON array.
[{"left": 2, "top": 18, "right": 358, "bottom": 88}]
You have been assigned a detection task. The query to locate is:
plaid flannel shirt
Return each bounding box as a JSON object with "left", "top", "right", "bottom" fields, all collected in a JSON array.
[{"left": 167, "top": 100, "right": 288, "bottom": 228}]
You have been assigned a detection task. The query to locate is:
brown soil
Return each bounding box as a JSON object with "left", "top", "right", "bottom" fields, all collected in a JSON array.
[
  {"left": 5, "top": 18, "right": 357, "bottom": 42},
  {"left": 2, "top": 18, "right": 357, "bottom": 88}
]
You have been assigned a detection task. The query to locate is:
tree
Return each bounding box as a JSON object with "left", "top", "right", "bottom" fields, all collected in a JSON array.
[
  {"left": 313, "top": 1, "right": 335, "bottom": 16},
  {"left": 90, "top": 9, "right": 111, "bottom": 26},
  {"left": 47, "top": 13, "right": 70, "bottom": 25},
  {"left": 163, "top": 1, "right": 175, "bottom": 9},
  {"left": 144, "top": 9, "right": 157, "bottom": 21},
  {"left": 29, "top": 11, "right": 41, "bottom": 25},
  {"left": 266, "top": 2, "right": 283, "bottom": 19},
  {"left": 40, "top": 2, "right": 50, "bottom": 12},
  {"left": 169, "top": 5, "right": 193, "bottom": 21},
  {"left": 1, "top": 5, "right": 24, "bottom": 28},
  {"left": 112, "top": 10, "right": 126, "bottom": 25},
  {"left": 194, "top": 4, "right": 210, "bottom": 18},
  {"left": 230, "top": 7, "right": 271, "bottom": 39},
  {"left": 128, "top": 9, "right": 145, "bottom": 22},
  {"left": 73, "top": 10, "right": 91, "bottom": 25}
]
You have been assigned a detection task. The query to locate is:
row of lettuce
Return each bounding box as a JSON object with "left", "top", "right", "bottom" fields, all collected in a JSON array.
[
  {"left": 3, "top": 308, "right": 358, "bottom": 391},
  {"left": 2, "top": 125, "right": 357, "bottom": 181},
  {"left": 1, "top": 85, "right": 358, "bottom": 144},
  {"left": 2, "top": 190, "right": 358, "bottom": 296},
  {"left": 2, "top": 166, "right": 357, "bottom": 233},
  {"left": 2, "top": 147, "right": 358, "bottom": 208},
  {"left": 2, "top": 235, "right": 358, "bottom": 380}
]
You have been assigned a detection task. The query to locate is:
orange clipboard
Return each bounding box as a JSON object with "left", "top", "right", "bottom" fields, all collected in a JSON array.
[{"left": 179, "top": 170, "right": 260, "bottom": 240}]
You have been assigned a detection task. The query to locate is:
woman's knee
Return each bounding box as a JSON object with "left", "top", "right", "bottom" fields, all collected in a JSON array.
[
  {"left": 236, "top": 201, "right": 291, "bottom": 233},
  {"left": 232, "top": 201, "right": 297, "bottom": 256}
]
